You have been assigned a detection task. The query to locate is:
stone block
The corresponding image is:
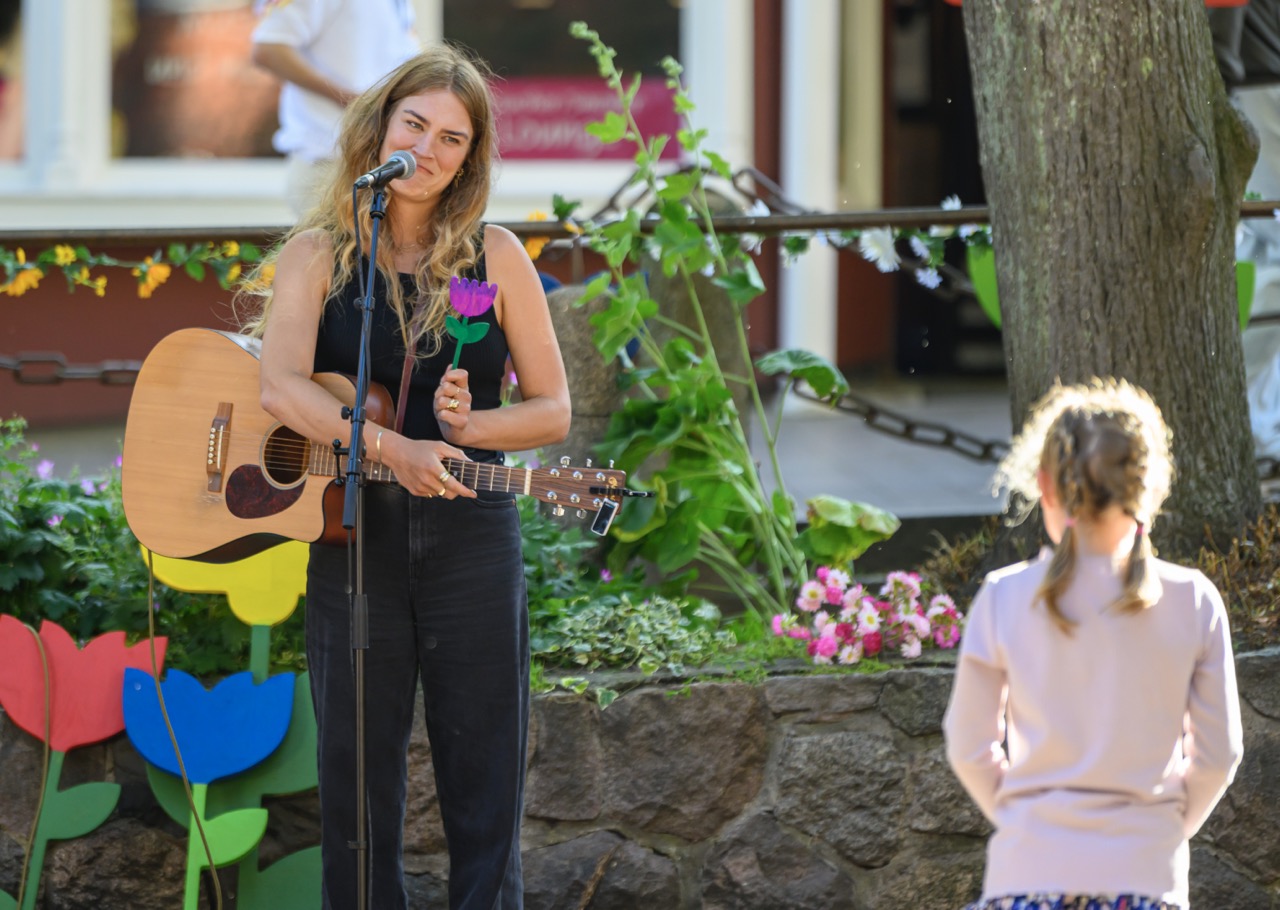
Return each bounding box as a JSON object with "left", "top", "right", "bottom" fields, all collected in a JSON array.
[
  {"left": 601, "top": 683, "right": 768, "bottom": 842},
  {"left": 775, "top": 730, "right": 906, "bottom": 868},
  {"left": 525, "top": 694, "right": 604, "bottom": 822},
  {"left": 702, "top": 811, "right": 860, "bottom": 910}
]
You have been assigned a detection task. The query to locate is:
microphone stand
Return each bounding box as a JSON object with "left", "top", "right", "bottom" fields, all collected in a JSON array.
[{"left": 335, "top": 183, "right": 387, "bottom": 910}]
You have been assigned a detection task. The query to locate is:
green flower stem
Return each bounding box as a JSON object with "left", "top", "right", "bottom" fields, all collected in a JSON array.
[
  {"left": 647, "top": 312, "right": 704, "bottom": 341},
  {"left": 249, "top": 624, "right": 271, "bottom": 684},
  {"left": 182, "top": 784, "right": 210, "bottom": 910},
  {"left": 18, "top": 749, "right": 63, "bottom": 910}
]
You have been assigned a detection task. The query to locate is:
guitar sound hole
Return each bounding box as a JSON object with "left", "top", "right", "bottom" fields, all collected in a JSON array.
[{"left": 263, "top": 426, "right": 308, "bottom": 487}]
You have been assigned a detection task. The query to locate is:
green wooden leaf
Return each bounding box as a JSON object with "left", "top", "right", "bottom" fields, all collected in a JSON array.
[
  {"left": 0, "top": 889, "right": 15, "bottom": 910},
  {"left": 196, "top": 807, "right": 269, "bottom": 869},
  {"left": 463, "top": 321, "right": 491, "bottom": 344},
  {"left": 41, "top": 781, "right": 119, "bottom": 841},
  {"left": 445, "top": 314, "right": 464, "bottom": 336},
  {"left": 148, "top": 764, "right": 192, "bottom": 828},
  {"left": 236, "top": 847, "right": 322, "bottom": 910}
]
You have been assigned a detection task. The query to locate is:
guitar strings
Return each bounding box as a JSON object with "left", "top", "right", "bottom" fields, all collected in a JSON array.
[{"left": 202, "top": 431, "right": 622, "bottom": 497}]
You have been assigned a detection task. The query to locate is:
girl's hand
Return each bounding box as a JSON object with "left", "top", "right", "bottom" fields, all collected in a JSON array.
[
  {"left": 434, "top": 368, "right": 473, "bottom": 444},
  {"left": 382, "top": 433, "right": 476, "bottom": 500}
]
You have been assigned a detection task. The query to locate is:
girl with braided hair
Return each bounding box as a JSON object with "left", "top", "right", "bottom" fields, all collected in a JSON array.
[{"left": 944, "top": 379, "right": 1244, "bottom": 910}]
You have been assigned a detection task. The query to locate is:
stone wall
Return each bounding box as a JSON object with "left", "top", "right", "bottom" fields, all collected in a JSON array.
[{"left": 2, "top": 652, "right": 1278, "bottom": 909}]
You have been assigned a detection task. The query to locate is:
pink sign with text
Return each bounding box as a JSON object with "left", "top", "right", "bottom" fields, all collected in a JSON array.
[{"left": 493, "top": 76, "right": 681, "bottom": 161}]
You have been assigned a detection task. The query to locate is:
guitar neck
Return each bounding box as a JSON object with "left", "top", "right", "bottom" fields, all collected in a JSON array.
[{"left": 309, "top": 447, "right": 534, "bottom": 495}]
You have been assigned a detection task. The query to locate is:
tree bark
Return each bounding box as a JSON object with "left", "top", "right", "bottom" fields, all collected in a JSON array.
[{"left": 963, "top": 0, "right": 1262, "bottom": 554}]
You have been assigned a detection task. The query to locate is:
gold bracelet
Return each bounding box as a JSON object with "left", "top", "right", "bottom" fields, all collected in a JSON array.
[{"left": 375, "top": 429, "right": 384, "bottom": 462}]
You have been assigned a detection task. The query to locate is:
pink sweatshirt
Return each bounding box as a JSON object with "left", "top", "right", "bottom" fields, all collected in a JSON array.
[{"left": 943, "top": 550, "right": 1244, "bottom": 907}]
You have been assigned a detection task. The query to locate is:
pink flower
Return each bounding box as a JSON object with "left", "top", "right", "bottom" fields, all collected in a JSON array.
[
  {"left": 787, "top": 626, "right": 812, "bottom": 640},
  {"left": 862, "top": 631, "right": 883, "bottom": 657},
  {"left": 905, "top": 611, "right": 931, "bottom": 638},
  {"left": 600, "top": 569, "right": 613, "bottom": 583},
  {"left": 813, "top": 636, "right": 839, "bottom": 661},
  {"left": 79, "top": 479, "right": 96, "bottom": 496},
  {"left": 840, "top": 584, "right": 865, "bottom": 613},
  {"left": 47, "top": 515, "right": 63, "bottom": 528},
  {"left": 901, "top": 635, "right": 922, "bottom": 659},
  {"left": 934, "top": 624, "right": 961, "bottom": 649},
  {"left": 815, "top": 566, "right": 830, "bottom": 583},
  {"left": 834, "top": 622, "right": 855, "bottom": 644},
  {"left": 796, "top": 581, "right": 824, "bottom": 612},
  {"left": 881, "top": 571, "right": 922, "bottom": 601},
  {"left": 113, "top": 455, "right": 123, "bottom": 469},
  {"left": 36, "top": 459, "right": 55, "bottom": 480},
  {"left": 826, "top": 568, "right": 851, "bottom": 589},
  {"left": 927, "top": 594, "right": 956, "bottom": 618},
  {"left": 814, "top": 611, "right": 832, "bottom": 633},
  {"left": 824, "top": 584, "right": 844, "bottom": 605},
  {"left": 771, "top": 614, "right": 786, "bottom": 636}
]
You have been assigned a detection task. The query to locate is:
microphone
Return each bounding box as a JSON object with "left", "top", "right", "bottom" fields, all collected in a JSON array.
[{"left": 353, "top": 150, "right": 416, "bottom": 189}]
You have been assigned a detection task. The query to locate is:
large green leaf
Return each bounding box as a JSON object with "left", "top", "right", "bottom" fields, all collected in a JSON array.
[
  {"left": 797, "top": 495, "right": 901, "bottom": 566},
  {"left": 755, "top": 349, "right": 850, "bottom": 402},
  {"left": 236, "top": 846, "right": 322, "bottom": 910},
  {"left": 196, "top": 807, "right": 269, "bottom": 869},
  {"left": 40, "top": 781, "right": 119, "bottom": 841}
]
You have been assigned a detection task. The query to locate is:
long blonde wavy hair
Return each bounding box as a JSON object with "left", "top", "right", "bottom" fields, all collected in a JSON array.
[
  {"left": 236, "top": 45, "right": 497, "bottom": 355},
  {"left": 994, "top": 378, "right": 1174, "bottom": 633}
]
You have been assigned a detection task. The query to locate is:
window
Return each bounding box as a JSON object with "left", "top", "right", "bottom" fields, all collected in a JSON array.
[
  {"left": 444, "top": 0, "right": 681, "bottom": 161},
  {"left": 0, "top": 0, "right": 748, "bottom": 229},
  {"left": 110, "top": 0, "right": 280, "bottom": 159}
]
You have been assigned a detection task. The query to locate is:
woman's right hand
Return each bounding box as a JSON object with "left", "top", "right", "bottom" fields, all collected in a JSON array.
[{"left": 380, "top": 432, "right": 476, "bottom": 500}]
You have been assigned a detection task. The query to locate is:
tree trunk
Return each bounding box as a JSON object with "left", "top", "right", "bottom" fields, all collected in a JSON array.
[{"left": 963, "top": 0, "right": 1262, "bottom": 555}]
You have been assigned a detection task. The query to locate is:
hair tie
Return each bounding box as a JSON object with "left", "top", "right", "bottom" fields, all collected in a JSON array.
[
  {"left": 1135, "top": 521, "right": 1144, "bottom": 539},
  {"left": 1063, "top": 517, "right": 1076, "bottom": 528}
]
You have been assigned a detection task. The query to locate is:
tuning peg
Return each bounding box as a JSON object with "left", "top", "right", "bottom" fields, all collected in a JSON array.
[
  {"left": 560, "top": 455, "right": 571, "bottom": 467},
  {"left": 585, "top": 458, "right": 593, "bottom": 467},
  {"left": 552, "top": 504, "right": 565, "bottom": 517},
  {"left": 608, "top": 460, "right": 615, "bottom": 468},
  {"left": 576, "top": 509, "right": 587, "bottom": 519}
]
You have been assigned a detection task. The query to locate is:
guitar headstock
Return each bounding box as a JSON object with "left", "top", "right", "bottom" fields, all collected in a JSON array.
[{"left": 529, "top": 456, "right": 636, "bottom": 535}]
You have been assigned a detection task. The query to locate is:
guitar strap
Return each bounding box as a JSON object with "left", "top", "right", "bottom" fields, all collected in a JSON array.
[{"left": 392, "top": 242, "right": 487, "bottom": 435}]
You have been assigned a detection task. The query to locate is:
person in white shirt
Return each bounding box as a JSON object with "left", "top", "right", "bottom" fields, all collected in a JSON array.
[
  {"left": 944, "top": 378, "right": 1244, "bottom": 910},
  {"left": 251, "top": 0, "right": 420, "bottom": 216}
]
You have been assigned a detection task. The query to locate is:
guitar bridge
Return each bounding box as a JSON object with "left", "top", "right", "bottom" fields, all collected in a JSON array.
[{"left": 206, "top": 402, "right": 232, "bottom": 492}]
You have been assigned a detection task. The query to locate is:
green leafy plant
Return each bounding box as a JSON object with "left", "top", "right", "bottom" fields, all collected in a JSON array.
[
  {"left": 564, "top": 23, "right": 892, "bottom": 619},
  {"left": 0, "top": 418, "right": 303, "bottom": 676}
]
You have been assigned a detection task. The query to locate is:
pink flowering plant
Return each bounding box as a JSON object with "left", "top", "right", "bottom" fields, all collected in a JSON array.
[{"left": 773, "top": 567, "right": 965, "bottom": 665}]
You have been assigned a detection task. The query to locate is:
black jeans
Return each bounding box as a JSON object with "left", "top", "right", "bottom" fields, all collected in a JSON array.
[{"left": 307, "top": 483, "right": 528, "bottom": 909}]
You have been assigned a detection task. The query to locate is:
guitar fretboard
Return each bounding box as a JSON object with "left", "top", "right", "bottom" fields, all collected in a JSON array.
[{"left": 308, "top": 447, "right": 531, "bottom": 495}]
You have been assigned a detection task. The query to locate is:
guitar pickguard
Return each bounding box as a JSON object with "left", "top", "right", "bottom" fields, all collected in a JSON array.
[{"left": 226, "top": 465, "right": 305, "bottom": 519}]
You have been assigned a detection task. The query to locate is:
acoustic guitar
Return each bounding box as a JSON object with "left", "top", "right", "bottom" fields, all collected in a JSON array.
[{"left": 122, "top": 327, "right": 632, "bottom": 562}]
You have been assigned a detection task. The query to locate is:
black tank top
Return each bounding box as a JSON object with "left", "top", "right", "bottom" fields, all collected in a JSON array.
[{"left": 312, "top": 253, "right": 508, "bottom": 462}]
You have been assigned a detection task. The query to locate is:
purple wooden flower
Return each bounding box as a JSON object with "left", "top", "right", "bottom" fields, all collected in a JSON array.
[
  {"left": 449, "top": 276, "right": 497, "bottom": 317},
  {"left": 447, "top": 276, "right": 498, "bottom": 368}
]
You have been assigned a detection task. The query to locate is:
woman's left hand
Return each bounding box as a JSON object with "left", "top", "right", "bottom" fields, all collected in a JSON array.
[{"left": 435, "top": 368, "right": 472, "bottom": 442}]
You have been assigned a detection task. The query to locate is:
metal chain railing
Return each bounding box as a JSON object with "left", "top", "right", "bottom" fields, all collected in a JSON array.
[
  {"left": 791, "top": 383, "right": 1280, "bottom": 482},
  {"left": 0, "top": 353, "right": 141, "bottom": 386}
]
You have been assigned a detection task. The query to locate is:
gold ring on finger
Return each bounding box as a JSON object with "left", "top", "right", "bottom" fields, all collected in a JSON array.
[{"left": 447, "top": 397, "right": 460, "bottom": 411}]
